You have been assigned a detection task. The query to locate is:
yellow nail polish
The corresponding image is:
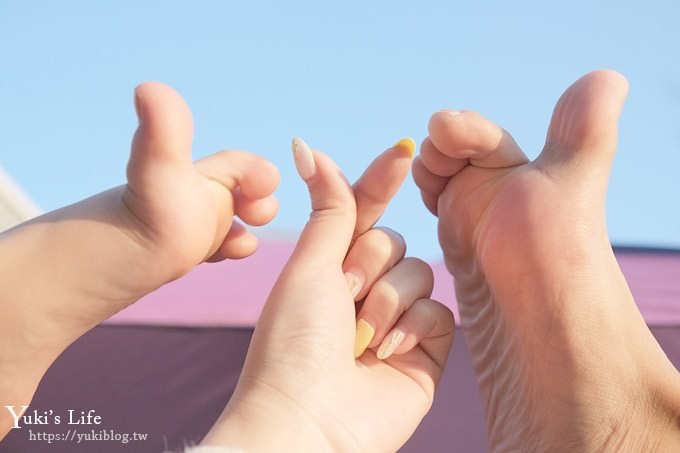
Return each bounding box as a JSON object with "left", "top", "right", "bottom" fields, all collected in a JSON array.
[
  {"left": 393, "top": 137, "right": 416, "bottom": 158},
  {"left": 353, "top": 319, "right": 375, "bottom": 358}
]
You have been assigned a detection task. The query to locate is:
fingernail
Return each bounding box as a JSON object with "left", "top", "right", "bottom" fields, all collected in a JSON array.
[
  {"left": 353, "top": 319, "right": 375, "bottom": 358},
  {"left": 344, "top": 272, "right": 362, "bottom": 300},
  {"left": 393, "top": 137, "right": 416, "bottom": 158},
  {"left": 292, "top": 137, "right": 316, "bottom": 180},
  {"left": 377, "top": 329, "right": 405, "bottom": 360}
]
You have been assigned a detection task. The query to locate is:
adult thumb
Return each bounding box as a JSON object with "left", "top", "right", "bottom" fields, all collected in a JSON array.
[{"left": 287, "top": 138, "right": 357, "bottom": 271}]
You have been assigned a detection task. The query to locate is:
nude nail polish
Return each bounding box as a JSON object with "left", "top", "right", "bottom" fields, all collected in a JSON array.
[
  {"left": 292, "top": 137, "right": 316, "bottom": 180},
  {"left": 344, "top": 272, "right": 362, "bottom": 300},
  {"left": 377, "top": 329, "right": 405, "bottom": 360}
]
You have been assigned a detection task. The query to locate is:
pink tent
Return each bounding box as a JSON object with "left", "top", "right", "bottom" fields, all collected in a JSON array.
[{"left": 3, "top": 240, "right": 679, "bottom": 452}]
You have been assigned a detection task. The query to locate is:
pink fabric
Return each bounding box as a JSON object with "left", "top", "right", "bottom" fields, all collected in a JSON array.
[
  {"left": 107, "top": 240, "right": 294, "bottom": 327},
  {"left": 106, "top": 241, "right": 680, "bottom": 327},
  {"left": 616, "top": 250, "right": 680, "bottom": 325}
]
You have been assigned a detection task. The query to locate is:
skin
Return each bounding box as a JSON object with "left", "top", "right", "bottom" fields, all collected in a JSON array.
[
  {"left": 0, "top": 82, "right": 454, "bottom": 451},
  {"left": 8, "top": 69, "right": 669, "bottom": 452},
  {"left": 202, "top": 146, "right": 455, "bottom": 452},
  {"left": 0, "top": 83, "right": 279, "bottom": 438},
  {"left": 0, "top": 82, "right": 281, "bottom": 438},
  {"left": 413, "top": 70, "right": 680, "bottom": 451}
]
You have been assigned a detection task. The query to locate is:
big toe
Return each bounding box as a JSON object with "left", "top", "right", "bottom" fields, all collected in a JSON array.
[{"left": 540, "top": 70, "right": 629, "bottom": 178}]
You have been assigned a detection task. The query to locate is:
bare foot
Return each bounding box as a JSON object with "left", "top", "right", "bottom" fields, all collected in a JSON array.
[{"left": 413, "top": 70, "right": 680, "bottom": 451}]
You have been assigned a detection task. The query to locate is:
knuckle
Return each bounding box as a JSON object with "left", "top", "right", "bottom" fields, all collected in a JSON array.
[
  {"left": 354, "top": 179, "right": 387, "bottom": 205},
  {"left": 374, "top": 226, "right": 406, "bottom": 249},
  {"left": 355, "top": 228, "right": 397, "bottom": 259},
  {"left": 399, "top": 257, "right": 435, "bottom": 292},
  {"left": 402, "top": 257, "right": 434, "bottom": 279},
  {"left": 369, "top": 279, "right": 401, "bottom": 312}
]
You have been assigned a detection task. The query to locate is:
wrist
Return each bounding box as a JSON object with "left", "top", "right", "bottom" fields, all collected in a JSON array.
[{"left": 201, "top": 386, "right": 340, "bottom": 453}]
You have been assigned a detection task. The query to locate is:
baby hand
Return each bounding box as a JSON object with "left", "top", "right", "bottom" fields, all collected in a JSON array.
[
  {"left": 122, "top": 82, "right": 280, "bottom": 281},
  {"left": 0, "top": 83, "right": 279, "bottom": 439}
]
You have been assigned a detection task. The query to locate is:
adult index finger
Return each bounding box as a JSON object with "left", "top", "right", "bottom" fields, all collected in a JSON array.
[{"left": 352, "top": 138, "right": 415, "bottom": 238}]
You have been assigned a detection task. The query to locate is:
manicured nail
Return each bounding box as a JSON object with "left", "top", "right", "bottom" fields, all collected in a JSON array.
[
  {"left": 292, "top": 137, "right": 316, "bottom": 180},
  {"left": 344, "top": 272, "right": 362, "bottom": 300},
  {"left": 393, "top": 137, "right": 416, "bottom": 158},
  {"left": 377, "top": 329, "right": 405, "bottom": 360},
  {"left": 353, "top": 319, "right": 375, "bottom": 358}
]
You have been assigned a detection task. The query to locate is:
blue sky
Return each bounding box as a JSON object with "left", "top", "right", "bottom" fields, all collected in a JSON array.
[{"left": 1, "top": 1, "right": 679, "bottom": 259}]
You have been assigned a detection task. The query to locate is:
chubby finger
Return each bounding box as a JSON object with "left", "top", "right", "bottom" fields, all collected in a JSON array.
[
  {"left": 131, "top": 82, "right": 194, "bottom": 165},
  {"left": 128, "top": 82, "right": 194, "bottom": 192},
  {"left": 207, "top": 220, "right": 258, "bottom": 261},
  {"left": 376, "top": 298, "right": 455, "bottom": 367},
  {"left": 352, "top": 138, "right": 414, "bottom": 237},
  {"left": 234, "top": 191, "right": 279, "bottom": 227},
  {"left": 195, "top": 150, "right": 280, "bottom": 199},
  {"left": 354, "top": 257, "right": 434, "bottom": 358},
  {"left": 342, "top": 227, "right": 406, "bottom": 301},
  {"left": 196, "top": 151, "right": 279, "bottom": 252}
]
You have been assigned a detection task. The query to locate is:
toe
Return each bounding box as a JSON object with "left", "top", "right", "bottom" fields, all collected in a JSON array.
[
  {"left": 428, "top": 110, "right": 528, "bottom": 169},
  {"left": 419, "top": 137, "right": 469, "bottom": 177},
  {"left": 412, "top": 156, "right": 448, "bottom": 216},
  {"left": 540, "top": 70, "right": 629, "bottom": 179}
]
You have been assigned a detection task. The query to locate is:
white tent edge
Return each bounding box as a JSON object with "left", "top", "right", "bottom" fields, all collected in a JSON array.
[{"left": 0, "top": 166, "right": 41, "bottom": 231}]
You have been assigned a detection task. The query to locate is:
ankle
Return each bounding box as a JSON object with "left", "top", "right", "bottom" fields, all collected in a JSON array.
[
  {"left": 598, "top": 384, "right": 680, "bottom": 452},
  {"left": 646, "top": 375, "right": 680, "bottom": 452}
]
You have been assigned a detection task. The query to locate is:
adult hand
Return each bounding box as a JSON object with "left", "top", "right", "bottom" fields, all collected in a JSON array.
[{"left": 201, "top": 139, "right": 455, "bottom": 452}]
